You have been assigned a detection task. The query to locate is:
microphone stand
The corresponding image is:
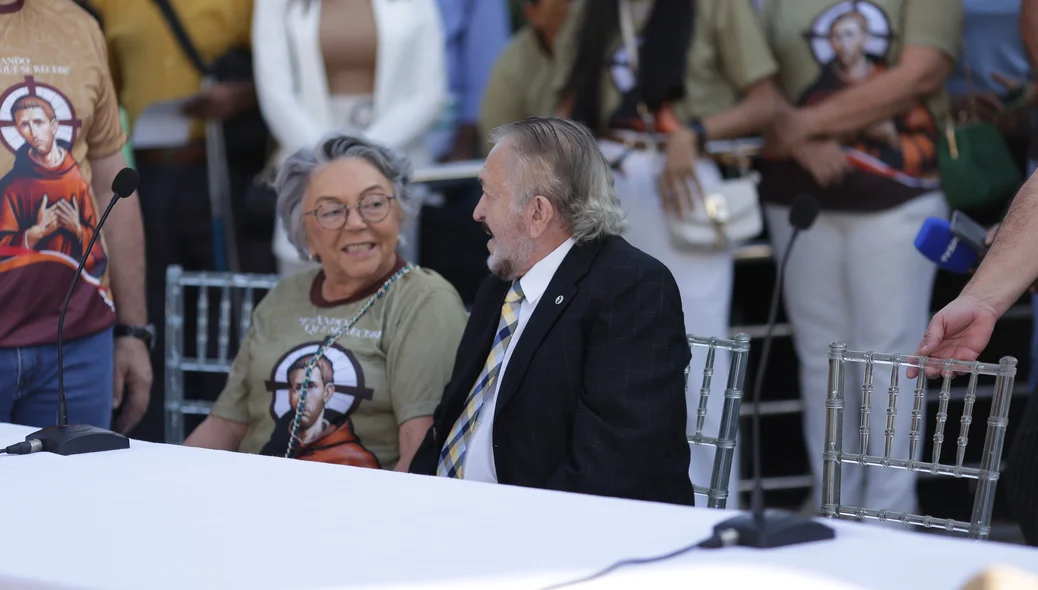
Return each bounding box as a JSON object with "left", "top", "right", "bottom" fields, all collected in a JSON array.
[
  {"left": 24, "top": 194, "right": 130, "bottom": 456},
  {"left": 707, "top": 218, "right": 834, "bottom": 548}
]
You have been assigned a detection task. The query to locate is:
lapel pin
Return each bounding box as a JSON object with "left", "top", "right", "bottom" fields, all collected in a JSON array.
[{"left": 555, "top": 295, "right": 564, "bottom": 305}]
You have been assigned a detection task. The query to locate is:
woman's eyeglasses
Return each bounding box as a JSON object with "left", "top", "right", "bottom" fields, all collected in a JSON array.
[{"left": 305, "top": 194, "right": 396, "bottom": 230}]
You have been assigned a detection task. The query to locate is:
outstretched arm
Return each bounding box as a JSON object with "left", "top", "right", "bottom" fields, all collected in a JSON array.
[{"left": 913, "top": 173, "right": 1038, "bottom": 374}]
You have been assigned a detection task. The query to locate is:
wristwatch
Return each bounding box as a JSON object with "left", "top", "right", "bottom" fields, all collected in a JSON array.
[
  {"left": 687, "top": 118, "right": 708, "bottom": 151},
  {"left": 114, "top": 323, "right": 156, "bottom": 350}
]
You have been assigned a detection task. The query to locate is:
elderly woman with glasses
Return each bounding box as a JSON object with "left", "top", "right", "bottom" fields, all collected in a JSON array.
[{"left": 185, "top": 134, "right": 468, "bottom": 471}]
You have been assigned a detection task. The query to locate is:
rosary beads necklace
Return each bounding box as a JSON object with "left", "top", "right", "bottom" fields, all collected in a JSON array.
[{"left": 285, "top": 263, "right": 415, "bottom": 458}]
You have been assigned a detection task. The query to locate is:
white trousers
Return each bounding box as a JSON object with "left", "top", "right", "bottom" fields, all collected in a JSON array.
[
  {"left": 599, "top": 140, "right": 739, "bottom": 507},
  {"left": 763, "top": 192, "right": 947, "bottom": 515}
]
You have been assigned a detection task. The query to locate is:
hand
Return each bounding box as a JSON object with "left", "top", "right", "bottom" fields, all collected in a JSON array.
[
  {"left": 990, "top": 73, "right": 1038, "bottom": 110},
  {"left": 863, "top": 119, "right": 899, "bottom": 147},
  {"left": 53, "top": 196, "right": 83, "bottom": 242},
  {"left": 25, "top": 195, "right": 59, "bottom": 249},
  {"left": 660, "top": 126, "right": 700, "bottom": 219},
  {"left": 766, "top": 107, "right": 815, "bottom": 158},
  {"left": 950, "top": 92, "right": 1003, "bottom": 124},
  {"left": 112, "top": 336, "right": 152, "bottom": 434},
  {"left": 443, "top": 124, "right": 479, "bottom": 163},
  {"left": 987, "top": 74, "right": 1038, "bottom": 133},
  {"left": 908, "top": 293, "right": 1000, "bottom": 379},
  {"left": 792, "top": 140, "right": 850, "bottom": 188},
  {"left": 181, "top": 82, "right": 256, "bottom": 120}
]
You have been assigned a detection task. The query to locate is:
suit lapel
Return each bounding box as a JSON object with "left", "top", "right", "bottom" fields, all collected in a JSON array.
[{"left": 494, "top": 239, "right": 606, "bottom": 417}]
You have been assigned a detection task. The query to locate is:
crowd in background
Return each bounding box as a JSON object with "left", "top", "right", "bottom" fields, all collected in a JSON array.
[{"left": 4, "top": 0, "right": 1038, "bottom": 536}]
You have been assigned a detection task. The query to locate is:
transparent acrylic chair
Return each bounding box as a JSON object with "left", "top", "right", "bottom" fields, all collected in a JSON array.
[
  {"left": 686, "top": 333, "right": 751, "bottom": 508},
  {"left": 164, "top": 265, "right": 280, "bottom": 443},
  {"left": 821, "top": 342, "right": 1017, "bottom": 539}
]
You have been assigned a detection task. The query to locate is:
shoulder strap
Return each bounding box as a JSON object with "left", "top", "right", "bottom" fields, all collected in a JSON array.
[
  {"left": 617, "top": 0, "right": 660, "bottom": 139},
  {"left": 150, "top": 0, "right": 210, "bottom": 75}
]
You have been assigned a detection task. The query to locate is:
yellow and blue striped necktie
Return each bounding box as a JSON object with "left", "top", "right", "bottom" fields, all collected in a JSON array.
[{"left": 437, "top": 281, "right": 525, "bottom": 478}]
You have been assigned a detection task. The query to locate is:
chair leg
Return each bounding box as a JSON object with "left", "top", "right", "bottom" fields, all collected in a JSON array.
[{"left": 822, "top": 342, "right": 847, "bottom": 519}]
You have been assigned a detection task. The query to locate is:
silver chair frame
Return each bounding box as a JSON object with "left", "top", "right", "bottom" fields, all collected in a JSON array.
[
  {"left": 164, "top": 265, "right": 280, "bottom": 443},
  {"left": 686, "top": 333, "right": 751, "bottom": 508},
  {"left": 821, "top": 342, "right": 1017, "bottom": 539}
]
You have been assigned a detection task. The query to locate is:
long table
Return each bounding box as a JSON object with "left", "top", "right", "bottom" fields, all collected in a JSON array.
[{"left": 1, "top": 422, "right": 1035, "bottom": 590}]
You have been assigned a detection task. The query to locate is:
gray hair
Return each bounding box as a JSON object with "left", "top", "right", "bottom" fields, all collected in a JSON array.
[
  {"left": 275, "top": 133, "right": 417, "bottom": 259},
  {"left": 489, "top": 117, "right": 627, "bottom": 243}
]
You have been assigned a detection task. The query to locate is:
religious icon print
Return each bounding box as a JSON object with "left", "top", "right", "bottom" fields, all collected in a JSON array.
[
  {"left": 260, "top": 343, "right": 380, "bottom": 468},
  {"left": 0, "top": 75, "right": 108, "bottom": 278},
  {"left": 798, "top": 1, "right": 940, "bottom": 188}
]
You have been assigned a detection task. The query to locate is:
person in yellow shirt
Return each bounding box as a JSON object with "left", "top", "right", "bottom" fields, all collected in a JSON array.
[
  {"left": 86, "top": 0, "right": 268, "bottom": 444},
  {"left": 71, "top": 1, "right": 136, "bottom": 168}
]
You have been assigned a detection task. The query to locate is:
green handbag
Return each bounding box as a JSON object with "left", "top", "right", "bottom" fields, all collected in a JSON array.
[
  {"left": 937, "top": 117, "right": 1021, "bottom": 212},
  {"left": 937, "top": 40, "right": 1022, "bottom": 212}
]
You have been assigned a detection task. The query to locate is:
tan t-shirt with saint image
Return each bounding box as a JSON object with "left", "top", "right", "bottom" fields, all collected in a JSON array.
[
  {"left": 756, "top": 0, "right": 963, "bottom": 211},
  {"left": 211, "top": 260, "right": 468, "bottom": 470}
]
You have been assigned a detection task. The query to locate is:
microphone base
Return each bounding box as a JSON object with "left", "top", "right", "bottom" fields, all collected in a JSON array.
[
  {"left": 26, "top": 424, "right": 129, "bottom": 456},
  {"left": 713, "top": 509, "right": 835, "bottom": 549}
]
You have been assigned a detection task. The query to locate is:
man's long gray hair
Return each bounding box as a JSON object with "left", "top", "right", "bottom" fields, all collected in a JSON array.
[{"left": 489, "top": 117, "right": 627, "bottom": 243}]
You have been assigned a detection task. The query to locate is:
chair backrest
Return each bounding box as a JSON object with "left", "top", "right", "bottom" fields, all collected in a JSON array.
[
  {"left": 686, "top": 332, "right": 751, "bottom": 509},
  {"left": 165, "top": 265, "right": 280, "bottom": 443},
  {"left": 821, "top": 342, "right": 1017, "bottom": 540}
]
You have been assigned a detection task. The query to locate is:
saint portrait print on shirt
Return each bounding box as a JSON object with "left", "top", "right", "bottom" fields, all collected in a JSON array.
[
  {"left": 260, "top": 342, "right": 380, "bottom": 467},
  {"left": 798, "top": 0, "right": 940, "bottom": 189},
  {"left": 0, "top": 76, "right": 107, "bottom": 278}
]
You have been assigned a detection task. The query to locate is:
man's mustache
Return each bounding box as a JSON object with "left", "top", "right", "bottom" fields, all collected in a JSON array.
[{"left": 480, "top": 221, "right": 493, "bottom": 237}]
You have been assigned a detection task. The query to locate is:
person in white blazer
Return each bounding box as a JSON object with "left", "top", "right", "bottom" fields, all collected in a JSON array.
[{"left": 253, "top": 0, "right": 448, "bottom": 275}]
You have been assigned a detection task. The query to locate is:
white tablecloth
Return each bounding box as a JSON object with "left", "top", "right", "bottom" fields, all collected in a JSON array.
[{"left": 0, "top": 422, "right": 1035, "bottom": 590}]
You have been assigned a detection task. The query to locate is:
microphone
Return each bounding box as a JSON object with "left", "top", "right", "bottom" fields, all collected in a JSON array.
[
  {"left": 10, "top": 168, "right": 140, "bottom": 456},
  {"left": 704, "top": 194, "right": 835, "bottom": 549},
  {"left": 914, "top": 216, "right": 980, "bottom": 274}
]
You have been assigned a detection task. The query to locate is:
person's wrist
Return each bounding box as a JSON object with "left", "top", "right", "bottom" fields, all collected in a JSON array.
[
  {"left": 687, "top": 118, "right": 707, "bottom": 151},
  {"left": 961, "top": 278, "right": 1015, "bottom": 319},
  {"left": 798, "top": 106, "right": 825, "bottom": 138},
  {"left": 114, "top": 323, "right": 155, "bottom": 350}
]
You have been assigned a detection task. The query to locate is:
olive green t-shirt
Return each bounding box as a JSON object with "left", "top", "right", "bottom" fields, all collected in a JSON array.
[
  {"left": 550, "top": 0, "right": 779, "bottom": 130},
  {"left": 210, "top": 262, "right": 468, "bottom": 470},
  {"left": 756, "top": 0, "right": 963, "bottom": 211},
  {"left": 479, "top": 26, "right": 560, "bottom": 154}
]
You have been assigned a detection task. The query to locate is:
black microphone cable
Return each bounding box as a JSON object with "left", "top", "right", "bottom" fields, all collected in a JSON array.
[
  {"left": 1, "top": 439, "right": 43, "bottom": 455},
  {"left": 540, "top": 529, "right": 738, "bottom": 589}
]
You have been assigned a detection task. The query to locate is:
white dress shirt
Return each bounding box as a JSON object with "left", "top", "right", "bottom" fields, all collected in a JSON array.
[{"left": 461, "top": 237, "right": 576, "bottom": 483}]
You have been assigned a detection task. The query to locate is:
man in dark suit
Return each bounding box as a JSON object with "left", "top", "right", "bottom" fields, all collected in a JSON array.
[{"left": 409, "top": 117, "right": 694, "bottom": 506}]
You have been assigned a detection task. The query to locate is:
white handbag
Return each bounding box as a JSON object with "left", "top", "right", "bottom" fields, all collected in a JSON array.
[
  {"left": 666, "top": 163, "right": 763, "bottom": 251},
  {"left": 617, "top": 0, "right": 763, "bottom": 251}
]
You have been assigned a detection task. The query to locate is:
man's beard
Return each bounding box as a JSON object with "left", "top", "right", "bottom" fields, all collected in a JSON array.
[{"left": 485, "top": 222, "right": 534, "bottom": 280}]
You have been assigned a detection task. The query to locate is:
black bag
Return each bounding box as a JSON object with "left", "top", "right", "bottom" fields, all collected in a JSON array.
[{"left": 151, "top": 0, "right": 276, "bottom": 229}]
